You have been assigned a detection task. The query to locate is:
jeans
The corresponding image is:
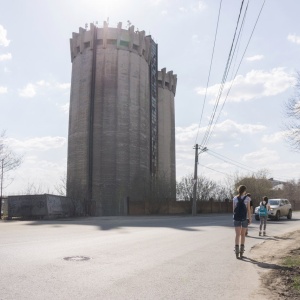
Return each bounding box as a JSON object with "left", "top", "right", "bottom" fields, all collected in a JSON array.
[{"left": 259, "top": 216, "right": 267, "bottom": 231}]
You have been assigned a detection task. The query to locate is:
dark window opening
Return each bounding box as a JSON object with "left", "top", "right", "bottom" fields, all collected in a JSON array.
[
  {"left": 84, "top": 42, "right": 90, "bottom": 48},
  {"left": 133, "top": 44, "right": 138, "bottom": 51},
  {"left": 107, "top": 39, "right": 117, "bottom": 45},
  {"left": 120, "top": 40, "right": 129, "bottom": 47}
]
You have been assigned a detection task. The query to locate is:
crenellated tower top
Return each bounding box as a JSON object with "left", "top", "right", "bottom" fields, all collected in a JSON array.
[
  {"left": 70, "top": 21, "right": 151, "bottom": 63},
  {"left": 158, "top": 68, "right": 177, "bottom": 95}
]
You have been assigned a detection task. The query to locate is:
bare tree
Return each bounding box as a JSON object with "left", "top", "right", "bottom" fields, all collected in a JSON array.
[
  {"left": 0, "top": 131, "right": 23, "bottom": 214},
  {"left": 176, "top": 174, "right": 232, "bottom": 202},
  {"left": 176, "top": 174, "right": 194, "bottom": 201},
  {"left": 284, "top": 72, "right": 300, "bottom": 151},
  {"left": 21, "top": 182, "right": 51, "bottom": 195},
  {"left": 54, "top": 172, "right": 67, "bottom": 196},
  {"left": 233, "top": 169, "right": 273, "bottom": 206}
]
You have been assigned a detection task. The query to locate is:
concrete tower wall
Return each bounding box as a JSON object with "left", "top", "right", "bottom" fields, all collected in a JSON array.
[
  {"left": 68, "top": 22, "right": 153, "bottom": 215},
  {"left": 158, "top": 68, "right": 177, "bottom": 198},
  {"left": 67, "top": 28, "right": 93, "bottom": 202},
  {"left": 67, "top": 22, "right": 177, "bottom": 216}
]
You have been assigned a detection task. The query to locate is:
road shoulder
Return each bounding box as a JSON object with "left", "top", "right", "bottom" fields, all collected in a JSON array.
[{"left": 248, "top": 229, "right": 300, "bottom": 299}]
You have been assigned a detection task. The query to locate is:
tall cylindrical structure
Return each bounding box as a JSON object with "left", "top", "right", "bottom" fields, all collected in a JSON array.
[
  {"left": 158, "top": 68, "right": 177, "bottom": 199},
  {"left": 67, "top": 22, "right": 177, "bottom": 215}
]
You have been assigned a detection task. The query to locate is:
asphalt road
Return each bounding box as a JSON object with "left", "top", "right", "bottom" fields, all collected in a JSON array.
[{"left": 1, "top": 212, "right": 300, "bottom": 300}]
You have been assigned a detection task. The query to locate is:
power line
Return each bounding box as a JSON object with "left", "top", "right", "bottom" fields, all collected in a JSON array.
[
  {"left": 208, "top": 0, "right": 266, "bottom": 141},
  {"left": 206, "top": 149, "right": 256, "bottom": 173},
  {"left": 199, "top": 0, "right": 247, "bottom": 148},
  {"left": 194, "top": 0, "right": 223, "bottom": 143},
  {"left": 198, "top": 163, "right": 232, "bottom": 176}
]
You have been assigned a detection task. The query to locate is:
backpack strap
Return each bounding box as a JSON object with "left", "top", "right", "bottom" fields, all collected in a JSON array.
[{"left": 237, "top": 195, "right": 247, "bottom": 202}]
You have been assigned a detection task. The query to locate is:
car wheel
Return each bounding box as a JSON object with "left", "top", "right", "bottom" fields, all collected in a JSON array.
[
  {"left": 287, "top": 210, "right": 292, "bottom": 220},
  {"left": 275, "top": 211, "right": 280, "bottom": 221}
]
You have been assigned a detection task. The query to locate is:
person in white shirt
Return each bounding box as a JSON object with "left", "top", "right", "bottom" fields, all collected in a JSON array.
[{"left": 233, "top": 185, "right": 251, "bottom": 258}]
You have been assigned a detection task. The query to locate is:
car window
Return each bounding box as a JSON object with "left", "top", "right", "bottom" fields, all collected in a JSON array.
[{"left": 269, "top": 200, "right": 279, "bottom": 205}]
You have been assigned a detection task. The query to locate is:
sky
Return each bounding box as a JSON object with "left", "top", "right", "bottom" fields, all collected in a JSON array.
[{"left": 1, "top": 0, "right": 300, "bottom": 195}]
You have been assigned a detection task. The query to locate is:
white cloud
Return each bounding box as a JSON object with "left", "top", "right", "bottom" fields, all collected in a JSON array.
[
  {"left": 0, "top": 53, "right": 12, "bottom": 62},
  {"left": 0, "top": 25, "right": 10, "bottom": 47},
  {"left": 150, "top": 0, "right": 163, "bottom": 6},
  {"left": 36, "top": 80, "right": 51, "bottom": 87},
  {"left": 179, "top": 7, "right": 188, "bottom": 13},
  {"left": 18, "top": 80, "right": 70, "bottom": 98},
  {"left": 246, "top": 55, "right": 264, "bottom": 61},
  {"left": 176, "top": 120, "right": 265, "bottom": 144},
  {"left": 197, "top": 1, "right": 207, "bottom": 11},
  {"left": 262, "top": 131, "right": 286, "bottom": 143},
  {"left": 60, "top": 103, "right": 69, "bottom": 114},
  {"left": 214, "top": 119, "right": 266, "bottom": 134},
  {"left": 287, "top": 34, "right": 300, "bottom": 44},
  {"left": 243, "top": 147, "right": 279, "bottom": 164},
  {"left": 196, "top": 68, "right": 295, "bottom": 103},
  {"left": 0, "top": 86, "right": 8, "bottom": 94},
  {"left": 192, "top": 34, "right": 200, "bottom": 44},
  {"left": 7, "top": 136, "right": 67, "bottom": 151},
  {"left": 19, "top": 83, "right": 36, "bottom": 98},
  {"left": 57, "top": 83, "right": 71, "bottom": 89},
  {"left": 179, "top": 1, "right": 206, "bottom": 13}
]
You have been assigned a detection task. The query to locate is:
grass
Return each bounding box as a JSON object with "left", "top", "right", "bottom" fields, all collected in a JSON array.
[
  {"left": 283, "top": 256, "right": 300, "bottom": 267},
  {"left": 293, "top": 277, "right": 300, "bottom": 291},
  {"left": 283, "top": 255, "right": 300, "bottom": 291}
]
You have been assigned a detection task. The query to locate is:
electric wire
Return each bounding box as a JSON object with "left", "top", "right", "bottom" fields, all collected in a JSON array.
[
  {"left": 192, "top": 0, "right": 294, "bottom": 183},
  {"left": 206, "top": 149, "right": 256, "bottom": 173},
  {"left": 198, "top": 163, "right": 232, "bottom": 176},
  {"left": 206, "top": 0, "right": 266, "bottom": 145},
  {"left": 194, "top": 0, "right": 223, "bottom": 143},
  {"left": 199, "top": 0, "right": 246, "bottom": 149}
]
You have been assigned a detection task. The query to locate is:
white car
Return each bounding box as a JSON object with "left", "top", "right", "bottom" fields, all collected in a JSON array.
[{"left": 254, "top": 199, "right": 292, "bottom": 221}]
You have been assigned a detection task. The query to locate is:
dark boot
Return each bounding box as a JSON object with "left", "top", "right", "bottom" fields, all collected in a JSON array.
[
  {"left": 240, "top": 244, "right": 245, "bottom": 258},
  {"left": 235, "top": 245, "right": 239, "bottom": 259}
]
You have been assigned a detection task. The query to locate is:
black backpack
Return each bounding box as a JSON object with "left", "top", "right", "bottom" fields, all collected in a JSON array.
[{"left": 233, "top": 196, "right": 247, "bottom": 221}]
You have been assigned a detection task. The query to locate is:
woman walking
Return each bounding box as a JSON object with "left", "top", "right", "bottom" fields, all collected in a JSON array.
[
  {"left": 233, "top": 185, "right": 251, "bottom": 258},
  {"left": 259, "top": 196, "right": 270, "bottom": 236}
]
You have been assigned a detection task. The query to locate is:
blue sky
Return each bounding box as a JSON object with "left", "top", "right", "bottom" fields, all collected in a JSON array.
[{"left": 1, "top": 0, "right": 300, "bottom": 195}]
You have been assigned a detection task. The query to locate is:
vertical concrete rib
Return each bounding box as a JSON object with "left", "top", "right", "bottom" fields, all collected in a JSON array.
[{"left": 88, "top": 24, "right": 97, "bottom": 205}]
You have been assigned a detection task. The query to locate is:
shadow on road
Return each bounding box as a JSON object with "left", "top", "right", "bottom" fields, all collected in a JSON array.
[
  {"left": 242, "top": 257, "right": 291, "bottom": 271},
  {"left": 246, "top": 235, "right": 293, "bottom": 241},
  {"left": 1, "top": 214, "right": 236, "bottom": 231},
  {"left": 2, "top": 214, "right": 300, "bottom": 232}
]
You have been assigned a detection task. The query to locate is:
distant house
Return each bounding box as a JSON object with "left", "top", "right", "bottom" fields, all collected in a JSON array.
[{"left": 268, "top": 178, "right": 286, "bottom": 190}]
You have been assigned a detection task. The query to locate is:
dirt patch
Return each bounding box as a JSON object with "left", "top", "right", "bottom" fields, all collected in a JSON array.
[{"left": 249, "top": 230, "right": 300, "bottom": 299}]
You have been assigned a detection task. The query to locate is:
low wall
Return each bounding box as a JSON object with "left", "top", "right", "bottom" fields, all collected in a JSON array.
[
  {"left": 6, "top": 194, "right": 74, "bottom": 219},
  {"left": 128, "top": 199, "right": 300, "bottom": 215},
  {"left": 128, "top": 200, "right": 232, "bottom": 215}
]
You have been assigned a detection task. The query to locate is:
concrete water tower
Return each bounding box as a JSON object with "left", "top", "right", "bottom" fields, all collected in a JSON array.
[{"left": 67, "top": 21, "right": 177, "bottom": 216}]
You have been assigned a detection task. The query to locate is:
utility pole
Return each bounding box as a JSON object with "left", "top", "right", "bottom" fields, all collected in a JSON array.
[
  {"left": 192, "top": 144, "right": 199, "bottom": 216},
  {"left": 192, "top": 145, "right": 208, "bottom": 216}
]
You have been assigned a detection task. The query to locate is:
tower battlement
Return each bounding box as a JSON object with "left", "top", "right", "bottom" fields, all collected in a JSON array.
[
  {"left": 158, "top": 68, "right": 177, "bottom": 95},
  {"left": 70, "top": 22, "right": 154, "bottom": 63}
]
